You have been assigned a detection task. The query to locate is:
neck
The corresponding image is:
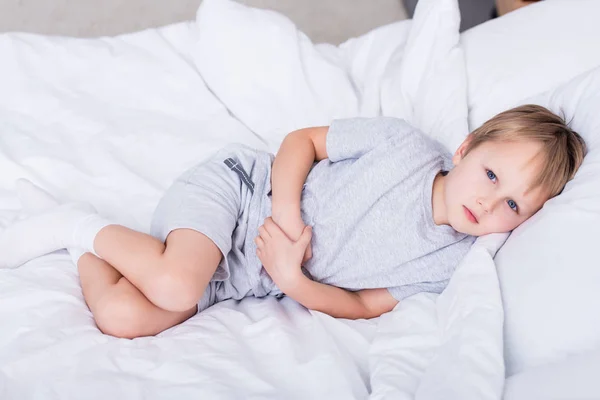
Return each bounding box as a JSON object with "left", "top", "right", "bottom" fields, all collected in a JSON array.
[{"left": 431, "top": 172, "right": 449, "bottom": 226}]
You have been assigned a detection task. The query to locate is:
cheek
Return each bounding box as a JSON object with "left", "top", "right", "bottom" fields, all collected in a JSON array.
[
  {"left": 489, "top": 210, "right": 525, "bottom": 232},
  {"left": 447, "top": 168, "right": 483, "bottom": 203},
  {"left": 459, "top": 163, "right": 485, "bottom": 185}
]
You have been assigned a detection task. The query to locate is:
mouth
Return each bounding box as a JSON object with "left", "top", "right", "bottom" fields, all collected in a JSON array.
[{"left": 463, "top": 206, "right": 479, "bottom": 224}]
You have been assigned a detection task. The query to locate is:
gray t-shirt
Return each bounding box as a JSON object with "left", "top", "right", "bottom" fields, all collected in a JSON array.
[
  {"left": 252, "top": 117, "right": 475, "bottom": 301},
  {"left": 239, "top": 117, "right": 474, "bottom": 302}
]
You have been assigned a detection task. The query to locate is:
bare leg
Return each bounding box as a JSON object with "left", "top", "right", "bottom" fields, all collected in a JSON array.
[
  {"left": 78, "top": 253, "right": 196, "bottom": 338},
  {"left": 92, "top": 226, "right": 222, "bottom": 312},
  {"left": 7, "top": 179, "right": 212, "bottom": 319},
  {"left": 3, "top": 180, "right": 222, "bottom": 312}
]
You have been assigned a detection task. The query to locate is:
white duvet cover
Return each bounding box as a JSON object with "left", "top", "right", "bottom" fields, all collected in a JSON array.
[{"left": 0, "top": 0, "right": 505, "bottom": 398}]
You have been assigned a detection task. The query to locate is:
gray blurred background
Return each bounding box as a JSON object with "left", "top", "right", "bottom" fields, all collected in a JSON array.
[
  {"left": 0, "top": 0, "right": 407, "bottom": 44},
  {"left": 0, "top": 0, "right": 497, "bottom": 44}
]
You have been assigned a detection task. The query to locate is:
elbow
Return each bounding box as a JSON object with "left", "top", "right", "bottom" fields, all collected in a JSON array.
[
  {"left": 358, "top": 306, "right": 382, "bottom": 320},
  {"left": 353, "top": 292, "right": 398, "bottom": 320},
  {"left": 340, "top": 308, "right": 380, "bottom": 321},
  {"left": 343, "top": 296, "right": 382, "bottom": 320},
  {"left": 294, "top": 126, "right": 328, "bottom": 161}
]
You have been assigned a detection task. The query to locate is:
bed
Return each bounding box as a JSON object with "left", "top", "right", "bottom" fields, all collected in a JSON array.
[{"left": 1, "top": 0, "right": 599, "bottom": 399}]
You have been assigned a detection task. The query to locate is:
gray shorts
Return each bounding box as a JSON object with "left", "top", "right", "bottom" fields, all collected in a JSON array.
[{"left": 150, "top": 145, "right": 272, "bottom": 313}]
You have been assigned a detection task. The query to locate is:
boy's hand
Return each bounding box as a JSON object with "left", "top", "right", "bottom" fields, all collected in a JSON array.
[
  {"left": 271, "top": 209, "right": 312, "bottom": 263},
  {"left": 255, "top": 217, "right": 313, "bottom": 291}
]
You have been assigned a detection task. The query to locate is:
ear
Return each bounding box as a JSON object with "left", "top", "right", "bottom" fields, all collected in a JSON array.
[{"left": 452, "top": 134, "right": 474, "bottom": 165}]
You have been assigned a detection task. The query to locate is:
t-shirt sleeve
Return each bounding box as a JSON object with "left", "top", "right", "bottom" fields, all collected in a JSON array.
[
  {"left": 387, "top": 279, "right": 450, "bottom": 302},
  {"left": 326, "top": 117, "right": 411, "bottom": 162}
]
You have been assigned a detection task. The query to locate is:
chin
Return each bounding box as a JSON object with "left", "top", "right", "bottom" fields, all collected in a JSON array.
[
  {"left": 448, "top": 218, "right": 471, "bottom": 235},
  {"left": 459, "top": 226, "right": 479, "bottom": 236},
  {"left": 448, "top": 217, "right": 481, "bottom": 236}
]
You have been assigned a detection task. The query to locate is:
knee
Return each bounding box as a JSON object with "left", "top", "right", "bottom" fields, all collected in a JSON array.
[
  {"left": 145, "top": 272, "right": 202, "bottom": 313},
  {"left": 94, "top": 295, "right": 150, "bottom": 339}
]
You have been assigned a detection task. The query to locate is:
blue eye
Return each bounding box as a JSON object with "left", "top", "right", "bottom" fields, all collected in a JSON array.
[
  {"left": 507, "top": 199, "right": 518, "bottom": 212},
  {"left": 486, "top": 170, "right": 497, "bottom": 182}
]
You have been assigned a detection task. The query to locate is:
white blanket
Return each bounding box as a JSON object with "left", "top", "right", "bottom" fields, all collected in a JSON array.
[{"left": 0, "top": 0, "right": 505, "bottom": 398}]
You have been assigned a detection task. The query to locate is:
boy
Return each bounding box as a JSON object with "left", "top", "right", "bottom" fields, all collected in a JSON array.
[{"left": 0, "top": 105, "right": 586, "bottom": 339}]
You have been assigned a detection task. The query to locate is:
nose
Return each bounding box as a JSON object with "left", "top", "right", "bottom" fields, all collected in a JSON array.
[
  {"left": 477, "top": 197, "right": 500, "bottom": 214},
  {"left": 477, "top": 198, "right": 489, "bottom": 213}
]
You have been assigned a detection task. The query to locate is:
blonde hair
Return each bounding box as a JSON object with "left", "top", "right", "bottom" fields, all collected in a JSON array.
[{"left": 464, "top": 104, "right": 587, "bottom": 198}]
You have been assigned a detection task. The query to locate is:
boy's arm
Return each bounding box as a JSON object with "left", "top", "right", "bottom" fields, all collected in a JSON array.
[
  {"left": 255, "top": 216, "right": 399, "bottom": 319},
  {"left": 271, "top": 126, "right": 328, "bottom": 240},
  {"left": 284, "top": 279, "right": 399, "bottom": 320}
]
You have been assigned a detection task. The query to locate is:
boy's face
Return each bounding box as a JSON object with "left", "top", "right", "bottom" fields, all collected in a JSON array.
[{"left": 442, "top": 137, "right": 550, "bottom": 236}]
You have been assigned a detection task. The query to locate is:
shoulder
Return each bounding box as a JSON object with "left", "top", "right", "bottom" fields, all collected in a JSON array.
[
  {"left": 384, "top": 120, "right": 450, "bottom": 157},
  {"left": 330, "top": 116, "right": 413, "bottom": 134},
  {"left": 435, "top": 235, "right": 476, "bottom": 262}
]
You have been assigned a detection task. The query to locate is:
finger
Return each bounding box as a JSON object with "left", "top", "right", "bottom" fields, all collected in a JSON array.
[
  {"left": 296, "top": 226, "right": 312, "bottom": 248},
  {"left": 302, "top": 225, "right": 313, "bottom": 239},
  {"left": 263, "top": 217, "right": 286, "bottom": 238},
  {"left": 263, "top": 217, "right": 277, "bottom": 231},
  {"left": 302, "top": 246, "right": 312, "bottom": 263},
  {"left": 254, "top": 236, "right": 265, "bottom": 248},
  {"left": 258, "top": 225, "right": 270, "bottom": 239}
]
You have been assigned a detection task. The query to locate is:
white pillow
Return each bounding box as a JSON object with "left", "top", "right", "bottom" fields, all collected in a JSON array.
[
  {"left": 462, "top": 0, "right": 600, "bottom": 130},
  {"left": 193, "top": 0, "right": 359, "bottom": 148},
  {"left": 494, "top": 66, "right": 600, "bottom": 376},
  {"left": 381, "top": 0, "right": 469, "bottom": 152},
  {"left": 193, "top": 0, "right": 468, "bottom": 152},
  {"left": 504, "top": 349, "right": 600, "bottom": 400},
  {"left": 369, "top": 233, "right": 508, "bottom": 400}
]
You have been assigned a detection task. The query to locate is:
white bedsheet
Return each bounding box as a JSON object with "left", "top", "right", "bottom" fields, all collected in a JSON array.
[
  {"left": 0, "top": 253, "right": 376, "bottom": 399},
  {"left": 0, "top": 0, "right": 505, "bottom": 398}
]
